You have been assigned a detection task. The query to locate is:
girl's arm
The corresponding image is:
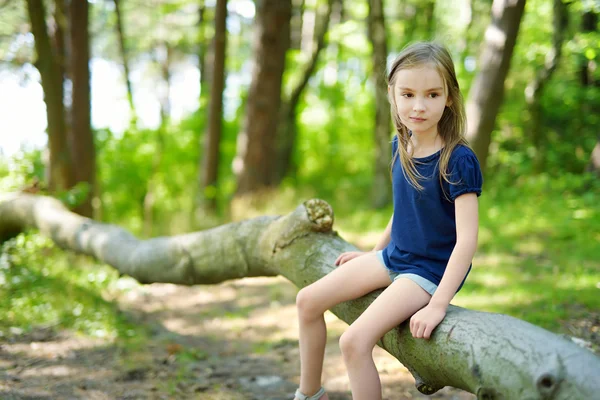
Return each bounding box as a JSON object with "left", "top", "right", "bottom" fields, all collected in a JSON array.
[
  {"left": 410, "top": 193, "right": 479, "bottom": 339},
  {"left": 335, "top": 214, "right": 393, "bottom": 266},
  {"left": 372, "top": 214, "right": 393, "bottom": 251}
]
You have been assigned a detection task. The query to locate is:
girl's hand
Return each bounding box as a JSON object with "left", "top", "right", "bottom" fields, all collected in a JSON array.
[
  {"left": 334, "top": 251, "right": 370, "bottom": 266},
  {"left": 410, "top": 304, "right": 446, "bottom": 340}
]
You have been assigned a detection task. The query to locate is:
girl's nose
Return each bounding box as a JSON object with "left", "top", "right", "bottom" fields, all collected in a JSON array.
[{"left": 413, "top": 99, "right": 426, "bottom": 112}]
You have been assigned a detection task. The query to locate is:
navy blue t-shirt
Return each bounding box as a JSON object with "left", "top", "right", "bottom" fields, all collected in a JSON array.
[{"left": 382, "top": 135, "right": 483, "bottom": 288}]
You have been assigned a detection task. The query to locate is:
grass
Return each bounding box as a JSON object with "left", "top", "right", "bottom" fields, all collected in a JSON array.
[{"left": 0, "top": 232, "right": 147, "bottom": 342}]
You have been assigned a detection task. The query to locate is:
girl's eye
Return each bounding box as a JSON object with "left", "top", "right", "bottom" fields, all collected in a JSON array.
[
  {"left": 402, "top": 93, "right": 413, "bottom": 98},
  {"left": 430, "top": 93, "right": 440, "bottom": 98}
]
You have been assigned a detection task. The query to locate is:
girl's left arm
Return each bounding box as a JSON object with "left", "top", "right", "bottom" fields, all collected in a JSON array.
[{"left": 410, "top": 192, "right": 479, "bottom": 339}]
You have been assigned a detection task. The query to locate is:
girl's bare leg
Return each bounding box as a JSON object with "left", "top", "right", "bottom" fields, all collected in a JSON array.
[
  {"left": 295, "top": 252, "right": 392, "bottom": 400},
  {"left": 339, "top": 278, "right": 432, "bottom": 400}
]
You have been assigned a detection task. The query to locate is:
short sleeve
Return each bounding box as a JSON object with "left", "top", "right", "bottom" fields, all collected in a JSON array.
[
  {"left": 391, "top": 135, "right": 398, "bottom": 157},
  {"left": 448, "top": 153, "right": 483, "bottom": 202}
]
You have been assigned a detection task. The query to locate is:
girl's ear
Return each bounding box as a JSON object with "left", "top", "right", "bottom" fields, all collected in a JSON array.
[{"left": 446, "top": 97, "right": 453, "bottom": 107}]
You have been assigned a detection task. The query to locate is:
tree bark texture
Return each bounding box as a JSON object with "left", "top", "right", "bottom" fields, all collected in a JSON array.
[
  {"left": 200, "top": 0, "right": 228, "bottom": 212},
  {"left": 367, "top": 0, "right": 392, "bottom": 208},
  {"left": 69, "top": 0, "right": 96, "bottom": 218},
  {"left": 465, "top": 0, "right": 527, "bottom": 173},
  {"left": 26, "top": 0, "right": 74, "bottom": 192},
  {"left": 1, "top": 192, "right": 599, "bottom": 399},
  {"left": 234, "top": 0, "right": 292, "bottom": 195},
  {"left": 274, "top": 0, "right": 334, "bottom": 185},
  {"left": 586, "top": 135, "right": 600, "bottom": 176},
  {"left": 113, "top": 0, "right": 137, "bottom": 127},
  {"left": 525, "top": 0, "right": 568, "bottom": 173}
]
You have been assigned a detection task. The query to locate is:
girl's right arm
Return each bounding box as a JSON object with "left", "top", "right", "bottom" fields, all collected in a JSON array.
[{"left": 335, "top": 215, "right": 393, "bottom": 266}]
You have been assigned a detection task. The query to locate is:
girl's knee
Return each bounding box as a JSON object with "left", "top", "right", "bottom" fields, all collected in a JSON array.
[
  {"left": 296, "top": 286, "right": 324, "bottom": 321},
  {"left": 339, "top": 329, "right": 373, "bottom": 361}
]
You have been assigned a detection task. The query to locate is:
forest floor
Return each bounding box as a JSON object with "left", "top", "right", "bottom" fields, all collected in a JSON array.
[{"left": 0, "top": 276, "right": 476, "bottom": 400}]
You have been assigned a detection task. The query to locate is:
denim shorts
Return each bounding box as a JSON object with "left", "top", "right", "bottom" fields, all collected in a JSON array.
[{"left": 376, "top": 250, "right": 438, "bottom": 295}]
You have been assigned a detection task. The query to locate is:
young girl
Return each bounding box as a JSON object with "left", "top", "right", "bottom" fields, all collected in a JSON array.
[{"left": 293, "top": 42, "right": 483, "bottom": 400}]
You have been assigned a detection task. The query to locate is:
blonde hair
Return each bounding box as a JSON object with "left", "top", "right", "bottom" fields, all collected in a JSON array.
[{"left": 387, "top": 42, "right": 469, "bottom": 191}]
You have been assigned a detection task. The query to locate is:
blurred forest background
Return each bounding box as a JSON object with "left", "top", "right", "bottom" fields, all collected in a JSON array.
[{"left": 0, "top": 0, "right": 599, "bottom": 398}]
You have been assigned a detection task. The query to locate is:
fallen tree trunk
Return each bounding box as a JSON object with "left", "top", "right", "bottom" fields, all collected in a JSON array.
[{"left": 1, "top": 193, "right": 599, "bottom": 398}]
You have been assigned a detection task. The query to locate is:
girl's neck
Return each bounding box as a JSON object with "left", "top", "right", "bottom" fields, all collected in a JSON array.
[{"left": 410, "top": 130, "right": 443, "bottom": 158}]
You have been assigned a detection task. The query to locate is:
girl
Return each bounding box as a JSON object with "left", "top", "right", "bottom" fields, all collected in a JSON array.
[{"left": 293, "top": 42, "right": 483, "bottom": 400}]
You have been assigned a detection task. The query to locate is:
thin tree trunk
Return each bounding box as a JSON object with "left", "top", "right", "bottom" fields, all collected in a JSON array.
[
  {"left": 198, "top": 0, "right": 209, "bottom": 108},
  {"left": 194, "top": 0, "right": 210, "bottom": 219},
  {"left": 234, "top": 0, "right": 292, "bottom": 195},
  {"left": 1, "top": 192, "right": 599, "bottom": 399},
  {"left": 368, "top": 0, "right": 392, "bottom": 208},
  {"left": 290, "top": 0, "right": 306, "bottom": 50},
  {"left": 579, "top": 11, "right": 597, "bottom": 87},
  {"left": 113, "top": 0, "right": 137, "bottom": 127},
  {"left": 460, "top": 0, "right": 475, "bottom": 72},
  {"left": 200, "top": 0, "right": 228, "bottom": 212},
  {"left": 69, "top": 0, "right": 95, "bottom": 218},
  {"left": 465, "top": 0, "right": 527, "bottom": 173},
  {"left": 53, "top": 0, "right": 68, "bottom": 120},
  {"left": 26, "top": 0, "right": 74, "bottom": 192},
  {"left": 274, "top": 0, "right": 334, "bottom": 184},
  {"left": 587, "top": 135, "right": 600, "bottom": 176},
  {"left": 526, "top": 0, "right": 568, "bottom": 173},
  {"left": 143, "top": 44, "right": 171, "bottom": 236},
  {"left": 423, "top": 0, "right": 436, "bottom": 39}
]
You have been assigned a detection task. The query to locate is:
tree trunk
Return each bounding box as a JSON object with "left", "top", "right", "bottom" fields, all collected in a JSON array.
[
  {"left": 587, "top": 135, "right": 600, "bottom": 176},
  {"left": 368, "top": 0, "right": 392, "bottom": 208},
  {"left": 579, "top": 11, "right": 597, "bottom": 87},
  {"left": 465, "top": 0, "right": 527, "bottom": 173},
  {"left": 274, "top": 0, "right": 334, "bottom": 185},
  {"left": 423, "top": 0, "right": 436, "bottom": 39},
  {"left": 233, "top": 0, "right": 292, "bottom": 195},
  {"left": 69, "top": 0, "right": 96, "bottom": 218},
  {"left": 25, "top": 0, "right": 74, "bottom": 192},
  {"left": 290, "top": 0, "right": 306, "bottom": 50},
  {"left": 113, "top": 0, "right": 137, "bottom": 127},
  {"left": 200, "top": 0, "right": 228, "bottom": 212},
  {"left": 526, "top": 0, "right": 568, "bottom": 173},
  {"left": 143, "top": 44, "right": 171, "bottom": 236},
  {"left": 1, "top": 192, "right": 599, "bottom": 399}
]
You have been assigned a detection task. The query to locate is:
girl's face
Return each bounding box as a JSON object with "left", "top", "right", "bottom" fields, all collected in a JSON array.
[{"left": 390, "top": 64, "right": 451, "bottom": 137}]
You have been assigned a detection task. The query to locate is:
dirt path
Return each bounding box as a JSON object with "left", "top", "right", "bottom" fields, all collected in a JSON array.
[{"left": 1, "top": 277, "right": 475, "bottom": 400}]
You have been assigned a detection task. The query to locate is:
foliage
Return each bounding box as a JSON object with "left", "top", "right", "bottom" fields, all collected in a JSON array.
[{"left": 0, "top": 232, "right": 146, "bottom": 341}]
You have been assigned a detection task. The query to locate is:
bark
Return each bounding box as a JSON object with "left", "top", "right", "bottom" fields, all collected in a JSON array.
[
  {"left": 465, "top": 0, "right": 527, "bottom": 173},
  {"left": 367, "top": 0, "right": 392, "bottom": 208},
  {"left": 579, "top": 11, "right": 597, "bottom": 87},
  {"left": 423, "top": 0, "right": 436, "bottom": 39},
  {"left": 26, "top": 0, "right": 74, "bottom": 192},
  {"left": 586, "top": 135, "right": 600, "bottom": 176},
  {"left": 143, "top": 44, "right": 171, "bottom": 236},
  {"left": 197, "top": 0, "right": 209, "bottom": 107},
  {"left": 69, "top": 0, "right": 96, "bottom": 218},
  {"left": 526, "top": 0, "right": 568, "bottom": 173},
  {"left": 274, "top": 0, "right": 334, "bottom": 184},
  {"left": 200, "top": 0, "right": 228, "bottom": 212},
  {"left": 290, "top": 0, "right": 306, "bottom": 50},
  {"left": 113, "top": 0, "right": 137, "bottom": 127},
  {"left": 1, "top": 192, "right": 599, "bottom": 398},
  {"left": 234, "top": 0, "right": 292, "bottom": 195},
  {"left": 194, "top": 0, "right": 210, "bottom": 215}
]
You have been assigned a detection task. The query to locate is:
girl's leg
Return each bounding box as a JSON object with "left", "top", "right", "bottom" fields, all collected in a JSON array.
[
  {"left": 338, "top": 278, "right": 432, "bottom": 400},
  {"left": 295, "top": 252, "right": 392, "bottom": 400}
]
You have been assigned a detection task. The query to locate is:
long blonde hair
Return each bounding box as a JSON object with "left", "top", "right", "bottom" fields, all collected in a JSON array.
[{"left": 388, "top": 42, "right": 469, "bottom": 191}]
